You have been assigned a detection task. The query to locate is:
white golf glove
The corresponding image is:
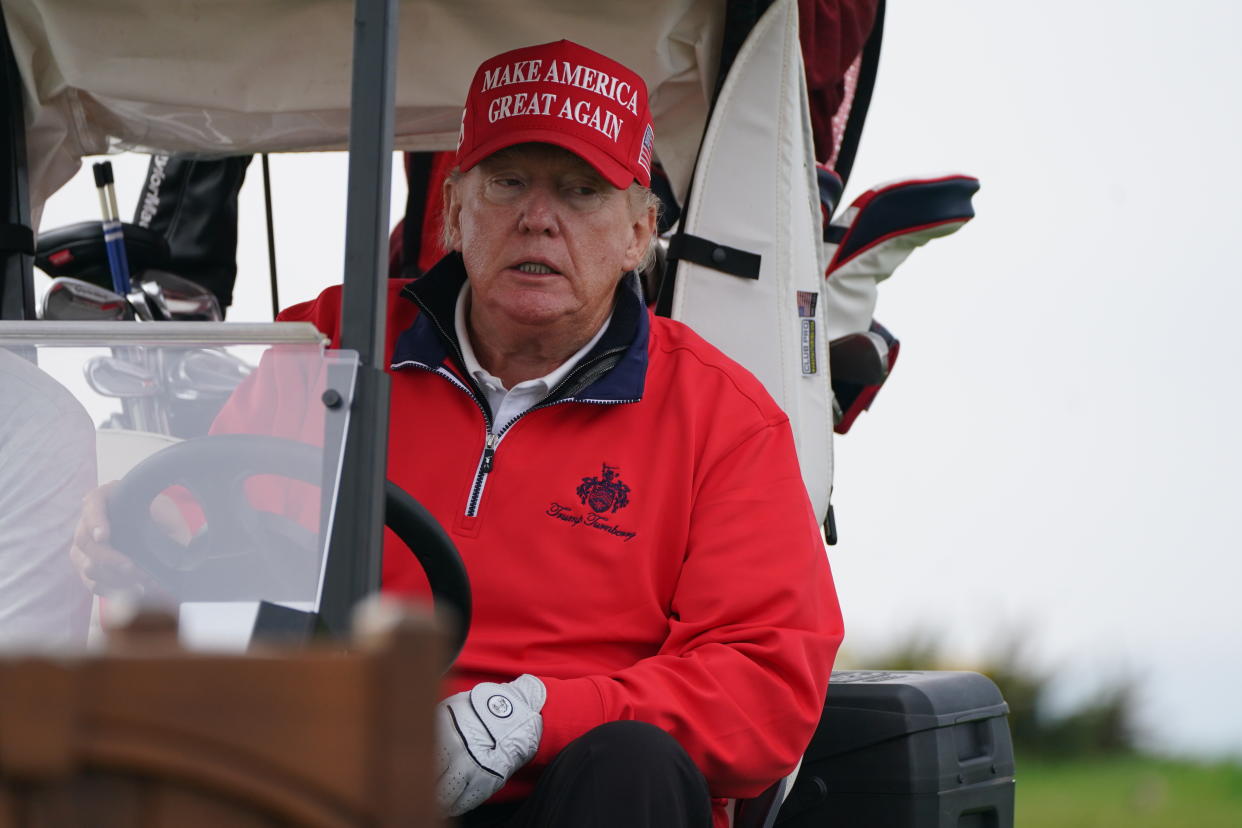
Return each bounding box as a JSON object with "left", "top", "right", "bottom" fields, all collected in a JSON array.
[{"left": 435, "top": 673, "right": 547, "bottom": 816}]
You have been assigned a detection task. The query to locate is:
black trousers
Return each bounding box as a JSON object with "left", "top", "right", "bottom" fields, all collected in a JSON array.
[{"left": 459, "top": 721, "right": 713, "bottom": 828}]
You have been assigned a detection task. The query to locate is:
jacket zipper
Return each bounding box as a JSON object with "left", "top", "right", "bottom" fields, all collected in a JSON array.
[
  {"left": 480, "top": 432, "right": 499, "bottom": 472},
  {"left": 397, "top": 308, "right": 507, "bottom": 517},
  {"left": 396, "top": 309, "right": 634, "bottom": 518},
  {"left": 393, "top": 360, "right": 496, "bottom": 517},
  {"left": 458, "top": 345, "right": 635, "bottom": 516}
]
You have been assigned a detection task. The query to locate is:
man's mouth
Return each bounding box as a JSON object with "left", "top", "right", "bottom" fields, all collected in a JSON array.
[{"left": 514, "top": 262, "right": 558, "bottom": 275}]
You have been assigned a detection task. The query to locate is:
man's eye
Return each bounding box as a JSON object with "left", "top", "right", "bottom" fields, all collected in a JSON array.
[
  {"left": 483, "top": 176, "right": 525, "bottom": 202},
  {"left": 563, "top": 182, "right": 601, "bottom": 197}
]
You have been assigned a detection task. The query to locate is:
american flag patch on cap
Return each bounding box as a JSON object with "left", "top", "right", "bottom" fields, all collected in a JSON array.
[{"left": 636, "top": 124, "right": 654, "bottom": 175}]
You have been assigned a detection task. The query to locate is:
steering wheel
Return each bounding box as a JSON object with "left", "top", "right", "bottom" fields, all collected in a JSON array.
[{"left": 107, "top": 434, "right": 471, "bottom": 662}]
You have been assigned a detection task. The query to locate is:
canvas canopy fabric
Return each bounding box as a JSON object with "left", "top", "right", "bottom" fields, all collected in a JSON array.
[{"left": 1, "top": 0, "right": 722, "bottom": 220}]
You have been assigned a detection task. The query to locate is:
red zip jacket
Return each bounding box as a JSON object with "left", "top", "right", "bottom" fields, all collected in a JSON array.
[{"left": 220, "top": 255, "right": 843, "bottom": 824}]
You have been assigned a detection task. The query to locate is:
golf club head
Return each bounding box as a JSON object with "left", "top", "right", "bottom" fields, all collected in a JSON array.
[
  {"left": 84, "top": 355, "right": 160, "bottom": 398},
  {"left": 41, "top": 277, "right": 135, "bottom": 321},
  {"left": 141, "top": 269, "right": 223, "bottom": 321},
  {"left": 126, "top": 288, "right": 156, "bottom": 321},
  {"left": 828, "top": 330, "right": 891, "bottom": 386},
  {"left": 140, "top": 279, "right": 172, "bottom": 321},
  {"left": 166, "top": 349, "right": 252, "bottom": 400}
]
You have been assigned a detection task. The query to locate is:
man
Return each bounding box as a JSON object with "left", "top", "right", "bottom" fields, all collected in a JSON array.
[
  {"left": 0, "top": 348, "right": 95, "bottom": 647},
  {"left": 75, "top": 40, "right": 842, "bottom": 827}
]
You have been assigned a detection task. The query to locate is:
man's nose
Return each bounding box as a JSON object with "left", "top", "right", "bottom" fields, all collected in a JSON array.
[{"left": 517, "top": 186, "right": 560, "bottom": 235}]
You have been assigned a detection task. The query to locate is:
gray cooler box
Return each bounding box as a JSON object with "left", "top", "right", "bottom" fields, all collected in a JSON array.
[{"left": 777, "top": 670, "right": 1015, "bottom": 827}]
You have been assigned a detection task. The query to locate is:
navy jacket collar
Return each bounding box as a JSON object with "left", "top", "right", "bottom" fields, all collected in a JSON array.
[{"left": 392, "top": 252, "right": 648, "bottom": 404}]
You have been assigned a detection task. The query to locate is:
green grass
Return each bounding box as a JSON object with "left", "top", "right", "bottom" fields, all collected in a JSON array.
[{"left": 1016, "top": 755, "right": 1242, "bottom": 827}]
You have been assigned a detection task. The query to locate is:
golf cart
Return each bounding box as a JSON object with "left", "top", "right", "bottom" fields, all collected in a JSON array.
[{"left": 0, "top": 1, "right": 1013, "bottom": 825}]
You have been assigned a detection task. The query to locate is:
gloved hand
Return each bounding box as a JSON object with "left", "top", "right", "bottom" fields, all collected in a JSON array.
[{"left": 436, "top": 673, "right": 547, "bottom": 817}]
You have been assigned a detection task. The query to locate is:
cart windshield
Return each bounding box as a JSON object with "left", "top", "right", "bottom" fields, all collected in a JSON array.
[{"left": 0, "top": 322, "right": 357, "bottom": 653}]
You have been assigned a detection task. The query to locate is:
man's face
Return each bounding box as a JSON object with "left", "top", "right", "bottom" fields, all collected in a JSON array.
[{"left": 445, "top": 144, "right": 655, "bottom": 338}]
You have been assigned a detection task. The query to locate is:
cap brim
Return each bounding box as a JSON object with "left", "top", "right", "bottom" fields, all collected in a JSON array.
[{"left": 457, "top": 128, "right": 636, "bottom": 190}]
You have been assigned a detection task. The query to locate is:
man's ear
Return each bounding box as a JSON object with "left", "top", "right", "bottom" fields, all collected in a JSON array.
[
  {"left": 623, "top": 205, "right": 658, "bottom": 271},
  {"left": 443, "top": 176, "right": 464, "bottom": 252}
]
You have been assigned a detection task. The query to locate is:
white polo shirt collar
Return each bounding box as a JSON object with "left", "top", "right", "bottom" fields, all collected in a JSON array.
[{"left": 453, "top": 282, "right": 612, "bottom": 431}]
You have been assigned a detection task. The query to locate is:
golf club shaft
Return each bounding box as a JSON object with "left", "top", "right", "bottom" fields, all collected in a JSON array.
[{"left": 92, "top": 161, "right": 133, "bottom": 296}]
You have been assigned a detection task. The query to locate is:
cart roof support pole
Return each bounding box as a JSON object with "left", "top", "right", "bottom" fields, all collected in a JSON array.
[
  {"left": 320, "top": 0, "right": 398, "bottom": 635},
  {"left": 1, "top": 11, "right": 35, "bottom": 321}
]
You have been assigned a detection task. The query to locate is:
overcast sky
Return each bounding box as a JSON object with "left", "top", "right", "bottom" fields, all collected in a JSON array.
[
  {"left": 830, "top": 0, "right": 1242, "bottom": 758},
  {"left": 36, "top": 0, "right": 1242, "bottom": 758}
]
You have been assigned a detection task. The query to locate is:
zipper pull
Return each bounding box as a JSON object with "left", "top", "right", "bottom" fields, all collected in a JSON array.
[{"left": 481, "top": 432, "right": 499, "bottom": 473}]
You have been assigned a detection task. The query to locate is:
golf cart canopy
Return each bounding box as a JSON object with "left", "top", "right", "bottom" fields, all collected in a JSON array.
[
  {"left": 3, "top": 0, "right": 723, "bottom": 216},
  {"left": 1, "top": 0, "right": 883, "bottom": 623}
]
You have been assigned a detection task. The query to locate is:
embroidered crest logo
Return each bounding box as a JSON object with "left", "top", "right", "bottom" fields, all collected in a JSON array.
[{"left": 576, "top": 463, "right": 631, "bottom": 514}]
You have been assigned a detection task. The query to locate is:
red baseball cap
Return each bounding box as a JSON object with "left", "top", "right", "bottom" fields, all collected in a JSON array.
[{"left": 455, "top": 40, "right": 655, "bottom": 189}]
